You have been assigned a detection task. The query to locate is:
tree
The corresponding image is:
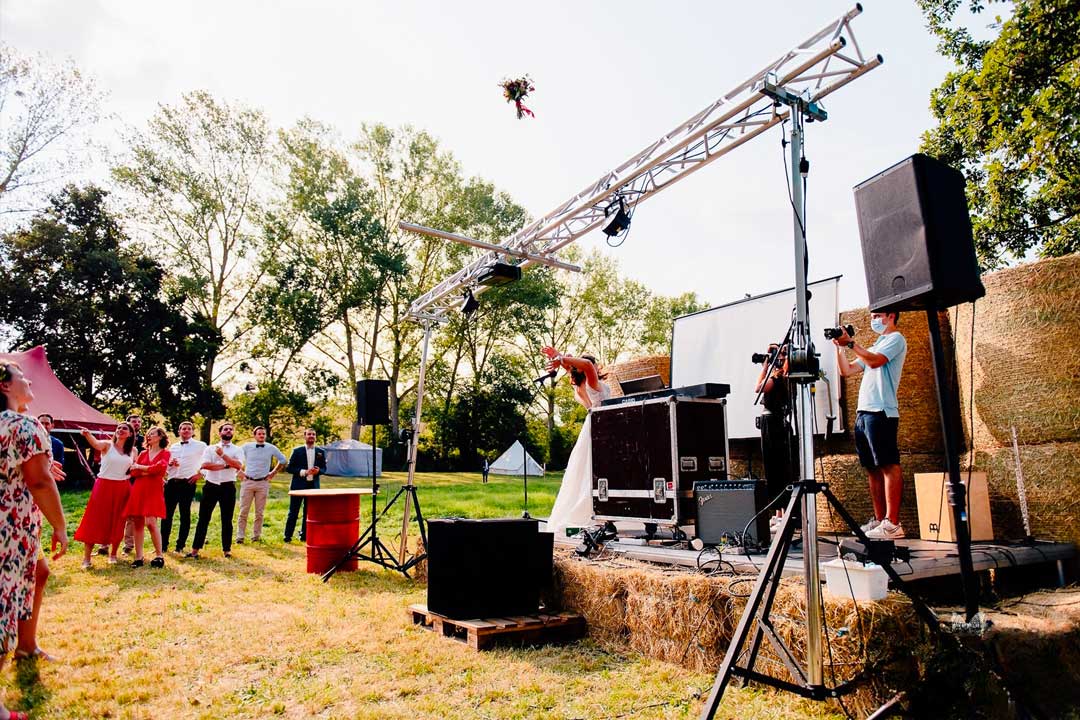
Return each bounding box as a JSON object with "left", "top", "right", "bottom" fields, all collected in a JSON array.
[
  {"left": 0, "top": 44, "right": 104, "bottom": 210},
  {"left": 112, "top": 91, "right": 274, "bottom": 439},
  {"left": 641, "top": 291, "right": 710, "bottom": 353},
  {"left": 918, "top": 0, "right": 1080, "bottom": 264},
  {"left": 0, "top": 184, "right": 221, "bottom": 422},
  {"left": 227, "top": 379, "right": 312, "bottom": 444}
]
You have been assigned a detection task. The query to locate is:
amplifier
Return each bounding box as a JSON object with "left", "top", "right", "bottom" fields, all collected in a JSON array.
[
  {"left": 694, "top": 479, "right": 769, "bottom": 546},
  {"left": 591, "top": 396, "right": 729, "bottom": 527},
  {"left": 427, "top": 518, "right": 552, "bottom": 619}
]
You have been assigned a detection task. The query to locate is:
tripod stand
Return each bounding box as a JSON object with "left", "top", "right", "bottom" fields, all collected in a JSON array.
[{"left": 322, "top": 424, "right": 430, "bottom": 581}]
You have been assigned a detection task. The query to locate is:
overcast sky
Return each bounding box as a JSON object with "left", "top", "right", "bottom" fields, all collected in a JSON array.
[{"left": 1, "top": 0, "right": 976, "bottom": 313}]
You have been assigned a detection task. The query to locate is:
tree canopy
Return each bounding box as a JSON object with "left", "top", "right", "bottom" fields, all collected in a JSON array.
[{"left": 918, "top": 0, "right": 1080, "bottom": 265}]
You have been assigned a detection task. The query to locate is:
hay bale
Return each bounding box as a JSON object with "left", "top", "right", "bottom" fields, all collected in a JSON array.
[
  {"left": 970, "top": 441, "right": 1080, "bottom": 545},
  {"left": 553, "top": 555, "right": 629, "bottom": 644},
  {"left": 837, "top": 308, "right": 951, "bottom": 455},
  {"left": 815, "top": 453, "right": 945, "bottom": 537},
  {"left": 605, "top": 355, "right": 671, "bottom": 398},
  {"left": 952, "top": 253, "right": 1080, "bottom": 449}
]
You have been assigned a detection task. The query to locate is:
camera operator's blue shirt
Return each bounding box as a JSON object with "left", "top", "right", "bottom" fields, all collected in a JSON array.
[{"left": 855, "top": 331, "right": 906, "bottom": 417}]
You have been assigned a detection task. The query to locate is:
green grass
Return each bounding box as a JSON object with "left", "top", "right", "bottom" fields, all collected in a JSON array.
[{"left": 0, "top": 472, "right": 841, "bottom": 719}]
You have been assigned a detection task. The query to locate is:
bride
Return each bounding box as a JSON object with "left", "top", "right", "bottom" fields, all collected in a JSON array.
[{"left": 540, "top": 346, "right": 611, "bottom": 537}]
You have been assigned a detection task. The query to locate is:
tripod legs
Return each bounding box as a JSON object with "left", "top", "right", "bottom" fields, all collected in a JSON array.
[{"left": 321, "top": 485, "right": 428, "bottom": 582}]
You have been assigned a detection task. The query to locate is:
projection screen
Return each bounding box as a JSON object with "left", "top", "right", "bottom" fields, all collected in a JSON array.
[{"left": 670, "top": 276, "right": 844, "bottom": 439}]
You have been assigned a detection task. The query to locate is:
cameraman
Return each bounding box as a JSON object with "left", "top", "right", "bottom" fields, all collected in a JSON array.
[
  {"left": 833, "top": 311, "right": 907, "bottom": 540},
  {"left": 755, "top": 344, "right": 798, "bottom": 521}
]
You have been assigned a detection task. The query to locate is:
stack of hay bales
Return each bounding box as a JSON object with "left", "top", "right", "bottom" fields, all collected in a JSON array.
[
  {"left": 951, "top": 253, "right": 1080, "bottom": 545},
  {"left": 604, "top": 355, "right": 671, "bottom": 398},
  {"left": 814, "top": 309, "right": 954, "bottom": 536}
]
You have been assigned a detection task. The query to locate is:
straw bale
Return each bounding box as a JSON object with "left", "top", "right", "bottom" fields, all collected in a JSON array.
[
  {"left": 553, "top": 555, "right": 629, "bottom": 644},
  {"left": 605, "top": 355, "right": 671, "bottom": 398},
  {"left": 814, "top": 452, "right": 946, "bottom": 537},
  {"left": 967, "top": 441, "right": 1080, "bottom": 545},
  {"left": 951, "top": 253, "right": 1080, "bottom": 450},
  {"left": 837, "top": 308, "right": 952, "bottom": 455}
]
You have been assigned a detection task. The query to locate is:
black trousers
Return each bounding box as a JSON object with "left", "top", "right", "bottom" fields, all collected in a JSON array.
[
  {"left": 760, "top": 410, "right": 799, "bottom": 516},
  {"left": 192, "top": 480, "right": 237, "bottom": 552},
  {"left": 283, "top": 476, "right": 320, "bottom": 541},
  {"left": 162, "top": 478, "right": 198, "bottom": 551}
]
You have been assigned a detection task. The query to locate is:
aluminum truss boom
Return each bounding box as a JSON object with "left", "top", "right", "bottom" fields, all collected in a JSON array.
[{"left": 407, "top": 3, "right": 881, "bottom": 320}]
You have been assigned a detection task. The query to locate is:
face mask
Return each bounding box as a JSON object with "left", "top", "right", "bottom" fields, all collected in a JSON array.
[{"left": 870, "top": 317, "right": 886, "bottom": 334}]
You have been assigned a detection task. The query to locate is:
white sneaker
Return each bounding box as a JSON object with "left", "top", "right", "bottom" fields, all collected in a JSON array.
[
  {"left": 860, "top": 517, "right": 882, "bottom": 534},
  {"left": 865, "top": 519, "right": 905, "bottom": 540}
]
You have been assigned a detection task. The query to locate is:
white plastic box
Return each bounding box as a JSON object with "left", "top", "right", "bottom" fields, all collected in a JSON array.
[{"left": 822, "top": 558, "right": 889, "bottom": 601}]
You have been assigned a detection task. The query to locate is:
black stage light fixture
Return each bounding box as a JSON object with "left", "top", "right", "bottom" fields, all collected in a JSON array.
[
  {"left": 602, "top": 197, "right": 631, "bottom": 237},
  {"left": 461, "top": 289, "right": 480, "bottom": 316},
  {"left": 476, "top": 261, "right": 522, "bottom": 287}
]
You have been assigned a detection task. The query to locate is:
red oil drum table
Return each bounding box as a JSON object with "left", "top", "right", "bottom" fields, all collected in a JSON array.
[{"left": 288, "top": 488, "right": 373, "bottom": 574}]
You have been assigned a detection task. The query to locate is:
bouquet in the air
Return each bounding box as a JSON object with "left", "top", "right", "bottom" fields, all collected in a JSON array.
[{"left": 499, "top": 75, "right": 536, "bottom": 119}]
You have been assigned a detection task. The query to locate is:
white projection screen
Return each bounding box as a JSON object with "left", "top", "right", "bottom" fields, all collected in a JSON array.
[{"left": 671, "top": 276, "right": 843, "bottom": 439}]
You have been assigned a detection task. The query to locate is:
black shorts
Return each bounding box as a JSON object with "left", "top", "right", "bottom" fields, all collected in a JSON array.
[{"left": 854, "top": 411, "right": 900, "bottom": 469}]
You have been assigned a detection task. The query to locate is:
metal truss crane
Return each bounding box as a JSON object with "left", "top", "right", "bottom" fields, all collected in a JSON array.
[{"left": 405, "top": 3, "right": 881, "bottom": 321}]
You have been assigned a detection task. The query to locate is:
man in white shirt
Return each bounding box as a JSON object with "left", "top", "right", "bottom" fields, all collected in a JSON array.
[
  {"left": 236, "top": 426, "right": 286, "bottom": 544},
  {"left": 164, "top": 420, "right": 206, "bottom": 554},
  {"left": 283, "top": 428, "right": 327, "bottom": 543},
  {"left": 187, "top": 422, "right": 245, "bottom": 559}
]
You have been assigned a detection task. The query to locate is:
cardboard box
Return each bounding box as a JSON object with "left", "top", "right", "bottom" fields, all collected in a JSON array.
[{"left": 914, "top": 472, "right": 993, "bottom": 542}]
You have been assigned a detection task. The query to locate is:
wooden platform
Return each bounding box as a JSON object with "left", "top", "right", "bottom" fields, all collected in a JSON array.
[
  {"left": 408, "top": 604, "right": 586, "bottom": 650},
  {"left": 556, "top": 535, "right": 1074, "bottom": 585}
]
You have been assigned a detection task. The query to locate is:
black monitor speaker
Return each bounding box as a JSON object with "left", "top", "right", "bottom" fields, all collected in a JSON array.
[
  {"left": 355, "top": 379, "right": 391, "bottom": 426},
  {"left": 854, "top": 154, "right": 985, "bottom": 312},
  {"left": 426, "top": 518, "right": 552, "bottom": 619}
]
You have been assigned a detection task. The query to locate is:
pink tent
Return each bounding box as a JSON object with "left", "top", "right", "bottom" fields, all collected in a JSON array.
[{"left": 0, "top": 345, "right": 118, "bottom": 434}]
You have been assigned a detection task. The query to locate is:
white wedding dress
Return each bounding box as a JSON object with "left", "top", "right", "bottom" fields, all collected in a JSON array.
[{"left": 546, "top": 382, "right": 610, "bottom": 538}]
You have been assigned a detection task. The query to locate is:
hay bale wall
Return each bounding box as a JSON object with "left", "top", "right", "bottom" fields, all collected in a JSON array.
[{"left": 605, "top": 355, "right": 671, "bottom": 398}]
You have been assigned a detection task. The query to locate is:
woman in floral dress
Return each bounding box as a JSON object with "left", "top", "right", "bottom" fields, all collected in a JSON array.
[{"left": 0, "top": 361, "right": 68, "bottom": 720}]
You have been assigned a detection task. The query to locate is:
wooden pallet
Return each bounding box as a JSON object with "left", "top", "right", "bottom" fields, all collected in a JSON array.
[{"left": 408, "top": 604, "right": 586, "bottom": 650}]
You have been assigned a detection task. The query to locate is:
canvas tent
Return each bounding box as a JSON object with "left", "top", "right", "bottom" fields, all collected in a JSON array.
[
  {"left": 322, "top": 439, "right": 382, "bottom": 477},
  {"left": 0, "top": 345, "right": 118, "bottom": 434},
  {"left": 489, "top": 440, "right": 544, "bottom": 476}
]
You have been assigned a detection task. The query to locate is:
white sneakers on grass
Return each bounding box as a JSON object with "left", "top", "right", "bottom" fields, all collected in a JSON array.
[{"left": 865, "top": 518, "right": 905, "bottom": 540}]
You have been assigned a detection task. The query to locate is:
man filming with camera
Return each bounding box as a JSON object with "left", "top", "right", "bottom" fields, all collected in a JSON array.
[
  {"left": 754, "top": 344, "right": 799, "bottom": 529},
  {"left": 832, "top": 310, "right": 907, "bottom": 540}
]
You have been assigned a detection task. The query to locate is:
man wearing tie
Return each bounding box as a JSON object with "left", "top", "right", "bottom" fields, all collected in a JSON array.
[
  {"left": 163, "top": 421, "right": 206, "bottom": 554},
  {"left": 237, "top": 426, "right": 286, "bottom": 544},
  {"left": 283, "top": 427, "right": 326, "bottom": 543}
]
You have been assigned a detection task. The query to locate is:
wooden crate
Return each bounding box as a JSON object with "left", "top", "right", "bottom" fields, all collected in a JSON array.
[
  {"left": 914, "top": 471, "right": 994, "bottom": 542},
  {"left": 407, "top": 604, "right": 586, "bottom": 651}
]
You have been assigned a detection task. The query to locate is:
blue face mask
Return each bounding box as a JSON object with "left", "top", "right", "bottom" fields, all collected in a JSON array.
[{"left": 870, "top": 317, "right": 886, "bottom": 334}]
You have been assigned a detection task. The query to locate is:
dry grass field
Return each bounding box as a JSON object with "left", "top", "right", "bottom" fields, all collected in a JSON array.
[{"left": 0, "top": 472, "right": 842, "bottom": 719}]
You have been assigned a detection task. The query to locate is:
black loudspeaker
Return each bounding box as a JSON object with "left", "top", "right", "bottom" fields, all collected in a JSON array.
[
  {"left": 355, "top": 379, "right": 390, "bottom": 426},
  {"left": 694, "top": 479, "right": 768, "bottom": 546},
  {"left": 427, "top": 518, "right": 552, "bottom": 619},
  {"left": 854, "top": 154, "right": 985, "bottom": 312}
]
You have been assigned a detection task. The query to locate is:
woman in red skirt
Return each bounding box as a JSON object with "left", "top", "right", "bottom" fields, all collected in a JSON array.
[
  {"left": 74, "top": 422, "right": 135, "bottom": 568},
  {"left": 124, "top": 426, "right": 169, "bottom": 568}
]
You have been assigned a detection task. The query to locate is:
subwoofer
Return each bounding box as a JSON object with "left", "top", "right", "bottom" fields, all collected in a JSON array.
[
  {"left": 426, "top": 518, "right": 552, "bottom": 619},
  {"left": 355, "top": 379, "right": 390, "bottom": 426},
  {"left": 854, "top": 154, "right": 985, "bottom": 312}
]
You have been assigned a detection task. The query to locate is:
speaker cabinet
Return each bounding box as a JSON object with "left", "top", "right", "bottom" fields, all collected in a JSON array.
[
  {"left": 426, "top": 518, "right": 552, "bottom": 620},
  {"left": 854, "top": 154, "right": 985, "bottom": 312},
  {"left": 355, "top": 379, "right": 390, "bottom": 426}
]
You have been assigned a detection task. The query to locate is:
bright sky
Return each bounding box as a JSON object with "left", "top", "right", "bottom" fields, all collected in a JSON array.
[{"left": 1, "top": 0, "right": 964, "bottom": 314}]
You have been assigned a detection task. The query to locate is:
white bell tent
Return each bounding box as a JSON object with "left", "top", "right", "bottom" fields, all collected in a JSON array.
[{"left": 489, "top": 440, "right": 544, "bottom": 476}]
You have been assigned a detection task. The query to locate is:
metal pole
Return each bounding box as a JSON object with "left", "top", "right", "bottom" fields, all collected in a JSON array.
[
  {"left": 789, "top": 112, "right": 824, "bottom": 688},
  {"left": 399, "top": 319, "right": 433, "bottom": 564}
]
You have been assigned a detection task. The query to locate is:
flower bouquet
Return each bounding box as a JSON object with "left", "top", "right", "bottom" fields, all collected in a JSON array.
[{"left": 499, "top": 75, "right": 536, "bottom": 119}]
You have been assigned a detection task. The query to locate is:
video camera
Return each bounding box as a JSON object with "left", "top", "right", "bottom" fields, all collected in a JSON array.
[
  {"left": 751, "top": 344, "right": 785, "bottom": 365},
  {"left": 823, "top": 324, "right": 855, "bottom": 341}
]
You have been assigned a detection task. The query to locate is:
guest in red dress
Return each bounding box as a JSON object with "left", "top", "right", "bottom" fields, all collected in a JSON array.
[
  {"left": 124, "top": 427, "right": 169, "bottom": 568},
  {"left": 74, "top": 423, "right": 135, "bottom": 568}
]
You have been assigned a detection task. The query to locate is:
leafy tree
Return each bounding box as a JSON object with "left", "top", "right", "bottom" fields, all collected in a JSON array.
[
  {"left": 641, "top": 291, "right": 710, "bottom": 353},
  {"left": 0, "top": 184, "right": 221, "bottom": 422},
  {"left": 0, "top": 44, "right": 103, "bottom": 209},
  {"left": 227, "top": 379, "right": 312, "bottom": 444},
  {"left": 577, "top": 251, "right": 652, "bottom": 364},
  {"left": 112, "top": 91, "right": 274, "bottom": 439},
  {"left": 918, "top": 0, "right": 1080, "bottom": 264}
]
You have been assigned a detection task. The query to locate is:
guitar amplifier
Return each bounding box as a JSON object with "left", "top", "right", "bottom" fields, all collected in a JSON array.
[
  {"left": 694, "top": 479, "right": 769, "bottom": 546},
  {"left": 591, "top": 396, "right": 729, "bottom": 527}
]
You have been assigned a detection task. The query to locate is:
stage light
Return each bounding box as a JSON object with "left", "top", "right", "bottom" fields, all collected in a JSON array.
[
  {"left": 602, "top": 197, "right": 631, "bottom": 237},
  {"left": 476, "top": 261, "right": 522, "bottom": 286},
  {"left": 461, "top": 289, "right": 480, "bottom": 316}
]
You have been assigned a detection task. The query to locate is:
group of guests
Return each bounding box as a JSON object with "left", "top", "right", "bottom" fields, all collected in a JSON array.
[{"left": 73, "top": 421, "right": 329, "bottom": 567}]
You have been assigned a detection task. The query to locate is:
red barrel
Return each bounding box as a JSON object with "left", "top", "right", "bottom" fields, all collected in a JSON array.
[{"left": 303, "top": 493, "right": 361, "bottom": 574}]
